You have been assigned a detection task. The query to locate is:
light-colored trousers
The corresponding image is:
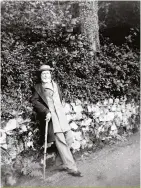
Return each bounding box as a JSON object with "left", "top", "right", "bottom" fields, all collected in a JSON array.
[{"left": 54, "top": 131, "right": 78, "bottom": 171}]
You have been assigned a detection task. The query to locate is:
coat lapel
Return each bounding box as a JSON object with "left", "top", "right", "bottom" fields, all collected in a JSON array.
[{"left": 35, "top": 83, "right": 48, "bottom": 106}]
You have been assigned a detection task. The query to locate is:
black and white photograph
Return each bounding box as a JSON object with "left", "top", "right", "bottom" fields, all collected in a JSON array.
[{"left": 1, "top": 0, "right": 140, "bottom": 187}]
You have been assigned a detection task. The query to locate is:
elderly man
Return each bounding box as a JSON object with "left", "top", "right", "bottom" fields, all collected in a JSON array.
[{"left": 31, "top": 65, "right": 82, "bottom": 177}]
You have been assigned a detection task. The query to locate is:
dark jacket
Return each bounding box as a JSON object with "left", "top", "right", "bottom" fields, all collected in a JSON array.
[{"left": 31, "top": 82, "right": 62, "bottom": 144}]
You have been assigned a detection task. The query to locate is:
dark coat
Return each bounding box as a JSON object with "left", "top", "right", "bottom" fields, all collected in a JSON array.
[{"left": 31, "top": 82, "right": 62, "bottom": 145}]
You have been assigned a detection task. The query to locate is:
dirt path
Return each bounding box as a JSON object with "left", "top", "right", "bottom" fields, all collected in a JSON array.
[{"left": 17, "top": 132, "right": 140, "bottom": 187}]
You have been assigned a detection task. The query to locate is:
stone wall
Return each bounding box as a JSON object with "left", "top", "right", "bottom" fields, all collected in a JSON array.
[
  {"left": 64, "top": 97, "right": 139, "bottom": 152},
  {"left": 1, "top": 97, "right": 139, "bottom": 159}
]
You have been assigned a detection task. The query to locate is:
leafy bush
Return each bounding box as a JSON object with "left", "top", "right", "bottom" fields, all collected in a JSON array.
[
  {"left": 1, "top": 1, "right": 140, "bottom": 122},
  {"left": 2, "top": 30, "right": 140, "bottom": 121}
]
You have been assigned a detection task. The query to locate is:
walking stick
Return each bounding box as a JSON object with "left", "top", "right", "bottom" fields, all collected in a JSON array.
[{"left": 43, "top": 117, "right": 49, "bottom": 180}]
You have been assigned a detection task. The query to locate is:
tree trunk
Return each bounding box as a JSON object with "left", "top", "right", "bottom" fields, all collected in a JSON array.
[{"left": 79, "top": 1, "right": 100, "bottom": 52}]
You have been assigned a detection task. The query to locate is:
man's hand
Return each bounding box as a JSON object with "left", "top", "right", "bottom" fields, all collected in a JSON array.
[{"left": 46, "top": 112, "right": 51, "bottom": 121}]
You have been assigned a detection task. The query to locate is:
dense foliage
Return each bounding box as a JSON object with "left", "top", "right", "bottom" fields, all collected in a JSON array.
[
  {"left": 1, "top": 32, "right": 140, "bottom": 122},
  {"left": 1, "top": 1, "right": 140, "bottom": 122}
]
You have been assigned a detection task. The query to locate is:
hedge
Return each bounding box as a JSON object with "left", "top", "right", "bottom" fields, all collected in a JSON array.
[{"left": 1, "top": 30, "right": 140, "bottom": 123}]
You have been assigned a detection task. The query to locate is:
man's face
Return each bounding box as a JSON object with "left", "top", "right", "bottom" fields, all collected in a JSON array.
[{"left": 41, "top": 70, "right": 52, "bottom": 83}]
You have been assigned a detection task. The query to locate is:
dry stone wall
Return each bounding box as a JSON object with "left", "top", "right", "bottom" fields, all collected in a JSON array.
[
  {"left": 1, "top": 97, "right": 139, "bottom": 159},
  {"left": 64, "top": 97, "right": 139, "bottom": 152}
]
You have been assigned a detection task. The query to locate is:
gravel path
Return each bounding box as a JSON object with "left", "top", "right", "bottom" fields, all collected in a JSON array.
[{"left": 17, "top": 132, "right": 140, "bottom": 187}]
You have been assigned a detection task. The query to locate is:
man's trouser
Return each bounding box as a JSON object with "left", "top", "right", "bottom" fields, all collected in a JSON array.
[{"left": 54, "top": 131, "right": 78, "bottom": 171}]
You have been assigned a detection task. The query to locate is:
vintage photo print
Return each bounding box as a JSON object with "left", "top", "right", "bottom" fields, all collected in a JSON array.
[{"left": 1, "top": 0, "right": 140, "bottom": 187}]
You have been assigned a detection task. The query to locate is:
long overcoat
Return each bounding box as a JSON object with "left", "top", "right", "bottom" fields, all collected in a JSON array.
[{"left": 31, "top": 82, "right": 70, "bottom": 144}]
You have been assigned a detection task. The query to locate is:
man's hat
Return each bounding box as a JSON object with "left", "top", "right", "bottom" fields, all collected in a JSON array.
[{"left": 39, "top": 65, "right": 54, "bottom": 72}]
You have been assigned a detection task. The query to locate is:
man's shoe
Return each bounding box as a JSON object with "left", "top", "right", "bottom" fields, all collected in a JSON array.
[
  {"left": 67, "top": 169, "right": 83, "bottom": 177},
  {"left": 58, "top": 165, "right": 69, "bottom": 172}
]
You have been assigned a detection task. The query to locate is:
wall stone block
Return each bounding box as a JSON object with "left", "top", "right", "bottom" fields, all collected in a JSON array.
[
  {"left": 80, "top": 139, "right": 87, "bottom": 149},
  {"left": 81, "top": 118, "right": 92, "bottom": 127},
  {"left": 109, "top": 98, "right": 114, "bottom": 104},
  {"left": 71, "top": 140, "right": 81, "bottom": 152},
  {"left": 72, "top": 131, "right": 83, "bottom": 141},
  {"left": 111, "top": 105, "right": 117, "bottom": 112},
  {"left": 115, "top": 112, "right": 123, "bottom": 120},
  {"left": 114, "top": 98, "right": 119, "bottom": 104},
  {"left": 69, "top": 122, "right": 78, "bottom": 130},
  {"left": 5, "top": 119, "right": 17, "bottom": 131},
  {"left": 64, "top": 103, "right": 73, "bottom": 114}
]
